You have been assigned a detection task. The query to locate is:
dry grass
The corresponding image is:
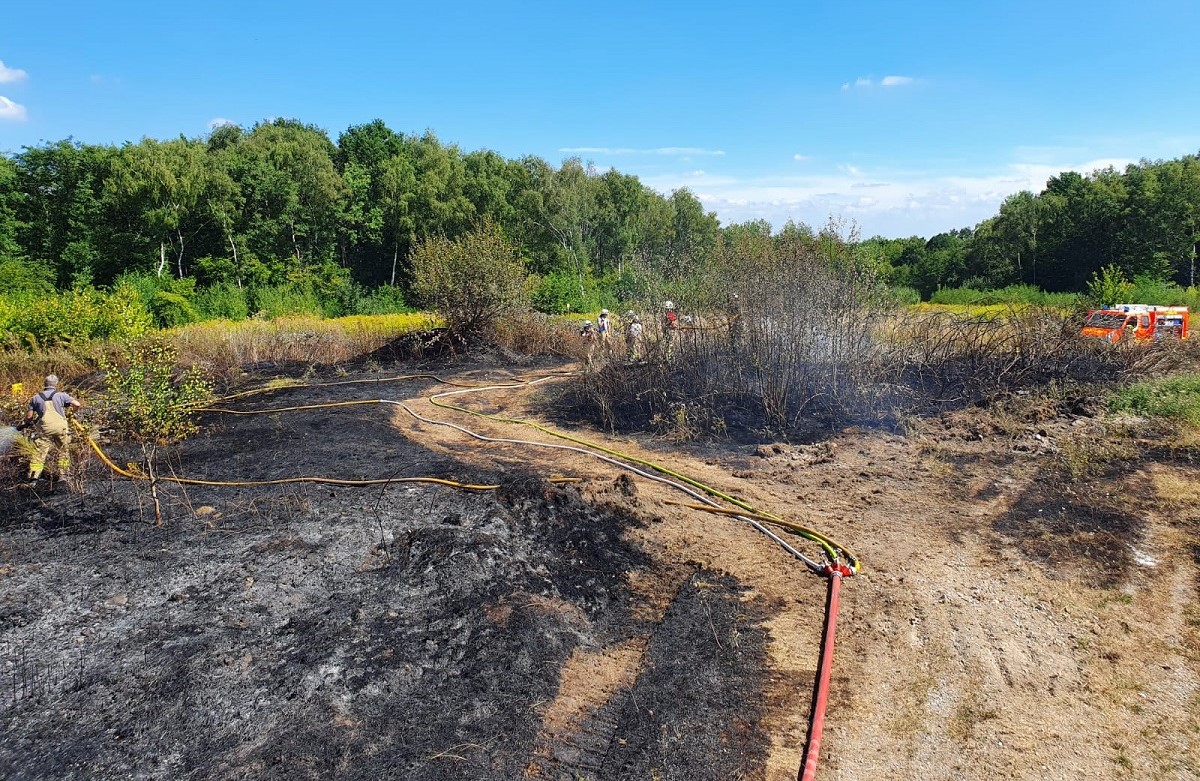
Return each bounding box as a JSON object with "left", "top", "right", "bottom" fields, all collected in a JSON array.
[
  {"left": 487, "top": 314, "right": 584, "bottom": 360},
  {"left": 0, "top": 347, "right": 95, "bottom": 399},
  {"left": 1150, "top": 468, "right": 1200, "bottom": 506},
  {"left": 168, "top": 313, "right": 438, "bottom": 376},
  {"left": 0, "top": 312, "right": 439, "bottom": 412}
]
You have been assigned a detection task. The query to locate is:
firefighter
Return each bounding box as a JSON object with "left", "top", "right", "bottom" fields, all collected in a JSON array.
[
  {"left": 16, "top": 374, "right": 82, "bottom": 485},
  {"left": 596, "top": 308, "right": 614, "bottom": 357},
  {"left": 727, "top": 292, "right": 743, "bottom": 346},
  {"left": 662, "top": 301, "right": 679, "bottom": 360},
  {"left": 626, "top": 314, "right": 644, "bottom": 362},
  {"left": 579, "top": 319, "right": 597, "bottom": 365}
]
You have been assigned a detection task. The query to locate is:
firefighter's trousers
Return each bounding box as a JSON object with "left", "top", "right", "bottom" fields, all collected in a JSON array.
[{"left": 29, "top": 407, "right": 71, "bottom": 480}]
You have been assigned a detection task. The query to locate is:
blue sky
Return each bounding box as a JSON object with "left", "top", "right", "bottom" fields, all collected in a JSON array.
[{"left": 3, "top": 0, "right": 1199, "bottom": 238}]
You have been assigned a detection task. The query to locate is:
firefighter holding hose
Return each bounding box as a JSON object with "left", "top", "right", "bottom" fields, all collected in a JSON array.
[{"left": 16, "top": 374, "right": 82, "bottom": 485}]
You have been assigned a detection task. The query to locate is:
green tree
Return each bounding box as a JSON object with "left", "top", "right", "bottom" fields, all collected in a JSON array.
[
  {"left": 410, "top": 220, "right": 529, "bottom": 335},
  {"left": 109, "top": 137, "right": 211, "bottom": 279},
  {"left": 13, "top": 140, "right": 115, "bottom": 285},
  {"left": 1086, "top": 263, "right": 1134, "bottom": 306},
  {"left": 0, "top": 156, "right": 24, "bottom": 261},
  {"left": 239, "top": 120, "right": 347, "bottom": 280}
]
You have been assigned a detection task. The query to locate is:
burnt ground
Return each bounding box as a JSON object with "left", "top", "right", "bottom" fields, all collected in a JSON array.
[
  {"left": 3, "top": 356, "right": 1200, "bottom": 780},
  {"left": 0, "top": 363, "right": 777, "bottom": 781}
]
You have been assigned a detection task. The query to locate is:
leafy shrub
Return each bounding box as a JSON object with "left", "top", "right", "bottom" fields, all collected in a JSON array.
[
  {"left": 195, "top": 283, "right": 251, "bottom": 321},
  {"left": 0, "top": 258, "right": 55, "bottom": 297},
  {"left": 1086, "top": 265, "right": 1135, "bottom": 307},
  {"left": 100, "top": 338, "right": 212, "bottom": 444},
  {"left": 4, "top": 285, "right": 152, "bottom": 349},
  {"left": 150, "top": 290, "right": 201, "bottom": 327},
  {"left": 115, "top": 272, "right": 202, "bottom": 328},
  {"left": 411, "top": 220, "right": 530, "bottom": 335},
  {"left": 355, "top": 284, "right": 412, "bottom": 315},
  {"left": 1122, "top": 277, "right": 1200, "bottom": 310},
  {"left": 1110, "top": 374, "right": 1200, "bottom": 424},
  {"left": 531, "top": 271, "right": 586, "bottom": 314},
  {"left": 931, "top": 284, "right": 1080, "bottom": 308},
  {"left": 250, "top": 285, "right": 324, "bottom": 319},
  {"left": 889, "top": 285, "right": 922, "bottom": 305}
]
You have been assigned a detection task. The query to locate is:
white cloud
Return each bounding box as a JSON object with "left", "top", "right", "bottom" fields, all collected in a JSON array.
[
  {"left": 0, "top": 60, "right": 28, "bottom": 84},
  {"left": 635, "top": 154, "right": 1137, "bottom": 238},
  {"left": 0, "top": 96, "right": 27, "bottom": 121},
  {"left": 846, "top": 75, "right": 918, "bottom": 91},
  {"left": 558, "top": 146, "right": 725, "bottom": 157},
  {"left": 208, "top": 117, "right": 237, "bottom": 129},
  {"left": 793, "top": 154, "right": 811, "bottom": 162}
]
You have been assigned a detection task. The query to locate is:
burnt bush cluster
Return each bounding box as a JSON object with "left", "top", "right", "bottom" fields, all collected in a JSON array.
[
  {"left": 567, "top": 234, "right": 1188, "bottom": 439},
  {"left": 569, "top": 230, "right": 894, "bottom": 437},
  {"left": 879, "top": 307, "right": 1186, "bottom": 414}
]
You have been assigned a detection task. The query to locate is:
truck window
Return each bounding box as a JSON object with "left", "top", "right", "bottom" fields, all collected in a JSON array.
[
  {"left": 1140, "top": 315, "right": 1150, "bottom": 328},
  {"left": 1086, "top": 312, "right": 1126, "bottom": 328}
]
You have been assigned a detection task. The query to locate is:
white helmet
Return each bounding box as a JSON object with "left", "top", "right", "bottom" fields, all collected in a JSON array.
[
  {"left": 583, "top": 320, "right": 592, "bottom": 325},
  {"left": 664, "top": 300, "right": 675, "bottom": 310},
  {"left": 625, "top": 310, "right": 635, "bottom": 318},
  {"left": 600, "top": 309, "right": 609, "bottom": 315}
]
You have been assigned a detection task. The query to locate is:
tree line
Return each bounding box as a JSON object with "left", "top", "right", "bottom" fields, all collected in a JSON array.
[
  {"left": 2, "top": 117, "right": 1199, "bottom": 316},
  {"left": 0, "top": 118, "right": 722, "bottom": 315},
  {"left": 862, "top": 156, "right": 1200, "bottom": 298}
]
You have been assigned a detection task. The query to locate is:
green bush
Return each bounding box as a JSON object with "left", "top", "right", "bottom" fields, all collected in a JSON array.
[
  {"left": 0, "top": 258, "right": 55, "bottom": 297},
  {"left": 1123, "top": 276, "right": 1200, "bottom": 310},
  {"left": 411, "top": 220, "right": 530, "bottom": 334},
  {"left": 115, "top": 272, "right": 202, "bottom": 328},
  {"left": 531, "top": 271, "right": 586, "bottom": 314},
  {"left": 930, "top": 284, "right": 1080, "bottom": 308},
  {"left": 250, "top": 285, "right": 324, "bottom": 319},
  {"left": 889, "top": 285, "right": 922, "bottom": 305},
  {"left": 100, "top": 338, "right": 212, "bottom": 444},
  {"left": 4, "top": 285, "right": 152, "bottom": 348},
  {"left": 355, "top": 284, "right": 412, "bottom": 315},
  {"left": 1086, "top": 265, "right": 1135, "bottom": 307},
  {"left": 150, "top": 290, "right": 201, "bottom": 327},
  {"left": 195, "top": 283, "right": 251, "bottom": 321}
]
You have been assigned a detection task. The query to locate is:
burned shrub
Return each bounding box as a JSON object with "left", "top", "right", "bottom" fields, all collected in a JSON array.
[
  {"left": 880, "top": 306, "right": 1186, "bottom": 413},
  {"left": 571, "top": 227, "right": 894, "bottom": 437},
  {"left": 567, "top": 232, "right": 1188, "bottom": 439}
]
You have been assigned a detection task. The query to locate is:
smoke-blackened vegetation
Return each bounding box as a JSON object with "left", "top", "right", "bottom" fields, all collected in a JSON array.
[
  {"left": 568, "top": 225, "right": 1191, "bottom": 440},
  {"left": 572, "top": 224, "right": 894, "bottom": 437}
]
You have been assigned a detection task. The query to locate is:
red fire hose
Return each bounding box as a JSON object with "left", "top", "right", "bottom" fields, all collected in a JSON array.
[{"left": 799, "top": 564, "right": 851, "bottom": 780}]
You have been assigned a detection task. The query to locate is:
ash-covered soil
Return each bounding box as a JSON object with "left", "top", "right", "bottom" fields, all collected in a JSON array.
[
  {"left": 0, "top": 364, "right": 777, "bottom": 781},
  {"left": 4, "top": 357, "right": 1199, "bottom": 781}
]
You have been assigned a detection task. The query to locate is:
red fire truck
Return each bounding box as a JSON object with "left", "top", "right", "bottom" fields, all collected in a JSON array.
[{"left": 1080, "top": 304, "right": 1189, "bottom": 342}]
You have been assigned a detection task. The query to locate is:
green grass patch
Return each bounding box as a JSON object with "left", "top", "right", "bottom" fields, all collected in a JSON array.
[
  {"left": 1110, "top": 374, "right": 1200, "bottom": 424},
  {"left": 930, "top": 284, "right": 1081, "bottom": 309}
]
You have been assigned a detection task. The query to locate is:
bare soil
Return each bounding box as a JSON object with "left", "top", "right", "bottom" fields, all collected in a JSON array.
[{"left": 1, "top": 356, "right": 1197, "bottom": 780}]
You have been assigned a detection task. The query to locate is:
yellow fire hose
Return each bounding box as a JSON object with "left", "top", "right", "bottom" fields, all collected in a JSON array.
[
  {"left": 71, "top": 415, "right": 578, "bottom": 491},
  {"left": 68, "top": 367, "right": 855, "bottom": 572}
]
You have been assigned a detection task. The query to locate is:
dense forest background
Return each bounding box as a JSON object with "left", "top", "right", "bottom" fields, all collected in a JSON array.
[{"left": 1, "top": 117, "right": 1199, "bottom": 324}]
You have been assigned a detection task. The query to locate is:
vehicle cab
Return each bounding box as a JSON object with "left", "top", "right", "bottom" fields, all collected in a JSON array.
[{"left": 1081, "top": 304, "right": 1189, "bottom": 342}]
